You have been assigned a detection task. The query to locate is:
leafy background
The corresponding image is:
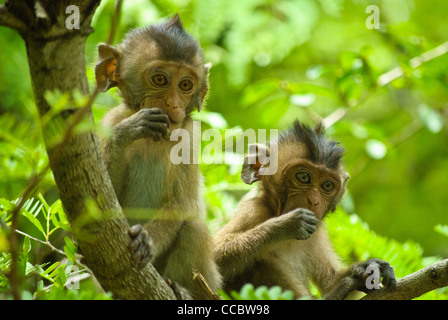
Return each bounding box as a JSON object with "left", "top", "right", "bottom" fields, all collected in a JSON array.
[{"left": 0, "top": 0, "right": 447, "bottom": 299}]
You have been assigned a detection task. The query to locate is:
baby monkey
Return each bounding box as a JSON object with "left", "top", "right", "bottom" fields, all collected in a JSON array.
[
  {"left": 214, "top": 121, "right": 396, "bottom": 299},
  {"left": 96, "top": 15, "right": 221, "bottom": 299}
]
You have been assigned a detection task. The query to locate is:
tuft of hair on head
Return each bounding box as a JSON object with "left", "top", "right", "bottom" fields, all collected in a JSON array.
[
  {"left": 118, "top": 13, "right": 203, "bottom": 66},
  {"left": 141, "top": 13, "right": 202, "bottom": 65},
  {"left": 279, "top": 120, "right": 345, "bottom": 170},
  {"left": 164, "top": 13, "right": 183, "bottom": 29}
]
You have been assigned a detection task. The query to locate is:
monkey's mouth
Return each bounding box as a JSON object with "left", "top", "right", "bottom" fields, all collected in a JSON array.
[{"left": 166, "top": 118, "right": 183, "bottom": 133}]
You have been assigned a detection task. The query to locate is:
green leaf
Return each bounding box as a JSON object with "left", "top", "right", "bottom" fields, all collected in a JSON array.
[
  {"left": 22, "top": 236, "right": 31, "bottom": 254},
  {"left": 64, "top": 237, "right": 77, "bottom": 262},
  {"left": 20, "top": 208, "right": 46, "bottom": 238},
  {"left": 218, "top": 289, "right": 233, "bottom": 300},
  {"left": 0, "top": 198, "right": 17, "bottom": 211},
  {"left": 240, "top": 283, "right": 257, "bottom": 300},
  {"left": 241, "top": 78, "right": 281, "bottom": 107},
  {"left": 41, "top": 261, "right": 61, "bottom": 279},
  {"left": 267, "top": 286, "right": 282, "bottom": 299},
  {"left": 279, "top": 290, "right": 294, "bottom": 300},
  {"left": 339, "top": 51, "right": 361, "bottom": 72},
  {"left": 37, "top": 193, "right": 50, "bottom": 218},
  {"left": 254, "top": 285, "right": 270, "bottom": 299},
  {"left": 56, "top": 265, "right": 67, "bottom": 286},
  {"left": 287, "top": 82, "right": 338, "bottom": 100},
  {"left": 435, "top": 225, "right": 448, "bottom": 237},
  {"left": 50, "top": 200, "right": 71, "bottom": 231},
  {"left": 49, "top": 264, "right": 65, "bottom": 279}
]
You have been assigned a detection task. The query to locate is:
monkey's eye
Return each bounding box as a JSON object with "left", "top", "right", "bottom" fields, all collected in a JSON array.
[
  {"left": 321, "top": 181, "right": 335, "bottom": 192},
  {"left": 152, "top": 74, "right": 168, "bottom": 86},
  {"left": 296, "top": 172, "right": 311, "bottom": 184},
  {"left": 179, "top": 79, "right": 193, "bottom": 92}
]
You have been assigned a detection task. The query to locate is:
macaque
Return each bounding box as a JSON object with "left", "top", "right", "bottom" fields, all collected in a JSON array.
[
  {"left": 214, "top": 121, "right": 396, "bottom": 299},
  {"left": 95, "top": 15, "right": 221, "bottom": 299}
]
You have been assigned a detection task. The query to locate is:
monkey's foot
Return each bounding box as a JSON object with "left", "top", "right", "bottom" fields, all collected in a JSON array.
[
  {"left": 351, "top": 258, "right": 397, "bottom": 292},
  {"left": 129, "top": 224, "right": 154, "bottom": 268},
  {"left": 165, "top": 278, "right": 192, "bottom": 300}
]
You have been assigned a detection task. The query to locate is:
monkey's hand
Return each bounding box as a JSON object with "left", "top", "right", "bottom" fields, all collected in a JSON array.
[
  {"left": 129, "top": 224, "right": 154, "bottom": 268},
  {"left": 349, "top": 258, "right": 397, "bottom": 293},
  {"left": 277, "top": 208, "right": 319, "bottom": 241},
  {"left": 115, "top": 108, "right": 171, "bottom": 144},
  {"left": 324, "top": 259, "right": 396, "bottom": 300}
]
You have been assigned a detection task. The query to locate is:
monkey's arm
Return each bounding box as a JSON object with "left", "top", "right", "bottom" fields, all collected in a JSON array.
[
  {"left": 214, "top": 204, "right": 318, "bottom": 278},
  {"left": 100, "top": 106, "right": 170, "bottom": 198}
]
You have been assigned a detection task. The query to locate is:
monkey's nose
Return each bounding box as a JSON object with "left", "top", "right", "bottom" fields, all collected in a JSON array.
[
  {"left": 165, "top": 96, "right": 181, "bottom": 109},
  {"left": 307, "top": 198, "right": 319, "bottom": 208}
]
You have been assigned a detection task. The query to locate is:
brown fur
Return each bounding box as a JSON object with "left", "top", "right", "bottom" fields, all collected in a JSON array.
[
  {"left": 214, "top": 121, "right": 395, "bottom": 299},
  {"left": 96, "top": 15, "right": 221, "bottom": 299}
]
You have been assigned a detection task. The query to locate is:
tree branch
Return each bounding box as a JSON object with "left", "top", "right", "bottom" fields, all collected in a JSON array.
[
  {"left": 378, "top": 41, "right": 448, "bottom": 87},
  {"left": 323, "top": 41, "right": 448, "bottom": 127},
  {"left": 0, "top": 0, "right": 179, "bottom": 300},
  {"left": 362, "top": 259, "right": 448, "bottom": 300},
  {"left": 0, "top": 5, "right": 29, "bottom": 33}
]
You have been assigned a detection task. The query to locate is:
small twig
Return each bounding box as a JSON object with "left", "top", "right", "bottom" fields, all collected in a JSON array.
[
  {"left": 323, "top": 41, "right": 448, "bottom": 126},
  {"left": 378, "top": 41, "right": 448, "bottom": 86},
  {"left": 107, "top": 0, "right": 123, "bottom": 44},
  {"left": 192, "top": 268, "right": 221, "bottom": 300},
  {"left": 8, "top": 227, "right": 66, "bottom": 256},
  {"left": 6, "top": 170, "right": 48, "bottom": 300}
]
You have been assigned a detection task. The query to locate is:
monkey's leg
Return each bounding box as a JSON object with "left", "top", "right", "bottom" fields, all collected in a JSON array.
[
  {"left": 248, "top": 260, "right": 312, "bottom": 299},
  {"left": 163, "top": 220, "right": 221, "bottom": 300}
]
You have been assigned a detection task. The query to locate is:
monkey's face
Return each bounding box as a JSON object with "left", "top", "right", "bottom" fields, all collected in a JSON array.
[
  {"left": 279, "top": 160, "right": 342, "bottom": 219},
  {"left": 137, "top": 60, "right": 201, "bottom": 131}
]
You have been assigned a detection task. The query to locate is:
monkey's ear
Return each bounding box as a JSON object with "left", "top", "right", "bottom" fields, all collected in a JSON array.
[
  {"left": 197, "top": 63, "right": 212, "bottom": 111},
  {"left": 204, "top": 62, "right": 212, "bottom": 72},
  {"left": 95, "top": 44, "right": 120, "bottom": 92},
  {"left": 241, "top": 144, "right": 270, "bottom": 185}
]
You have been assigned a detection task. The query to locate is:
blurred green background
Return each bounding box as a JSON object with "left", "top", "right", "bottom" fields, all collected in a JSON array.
[{"left": 0, "top": 0, "right": 447, "bottom": 281}]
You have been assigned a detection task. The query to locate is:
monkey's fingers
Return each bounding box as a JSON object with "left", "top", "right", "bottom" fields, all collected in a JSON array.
[
  {"left": 145, "top": 112, "right": 172, "bottom": 125},
  {"left": 295, "top": 220, "right": 316, "bottom": 239},
  {"left": 133, "top": 242, "right": 152, "bottom": 268},
  {"left": 296, "top": 208, "right": 318, "bottom": 223},
  {"left": 303, "top": 221, "right": 317, "bottom": 234},
  {"left": 141, "top": 122, "right": 169, "bottom": 141},
  {"left": 141, "top": 108, "right": 171, "bottom": 126},
  {"left": 302, "top": 213, "right": 319, "bottom": 226},
  {"left": 129, "top": 224, "right": 143, "bottom": 237},
  {"left": 378, "top": 261, "right": 397, "bottom": 288},
  {"left": 130, "top": 238, "right": 153, "bottom": 268},
  {"left": 165, "top": 278, "right": 192, "bottom": 300},
  {"left": 129, "top": 224, "right": 154, "bottom": 268}
]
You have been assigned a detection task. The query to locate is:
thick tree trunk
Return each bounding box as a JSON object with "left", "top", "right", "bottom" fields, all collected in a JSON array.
[{"left": 0, "top": 0, "right": 175, "bottom": 299}]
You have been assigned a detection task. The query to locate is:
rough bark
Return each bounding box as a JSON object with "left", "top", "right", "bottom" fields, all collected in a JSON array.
[{"left": 0, "top": 0, "right": 175, "bottom": 299}]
